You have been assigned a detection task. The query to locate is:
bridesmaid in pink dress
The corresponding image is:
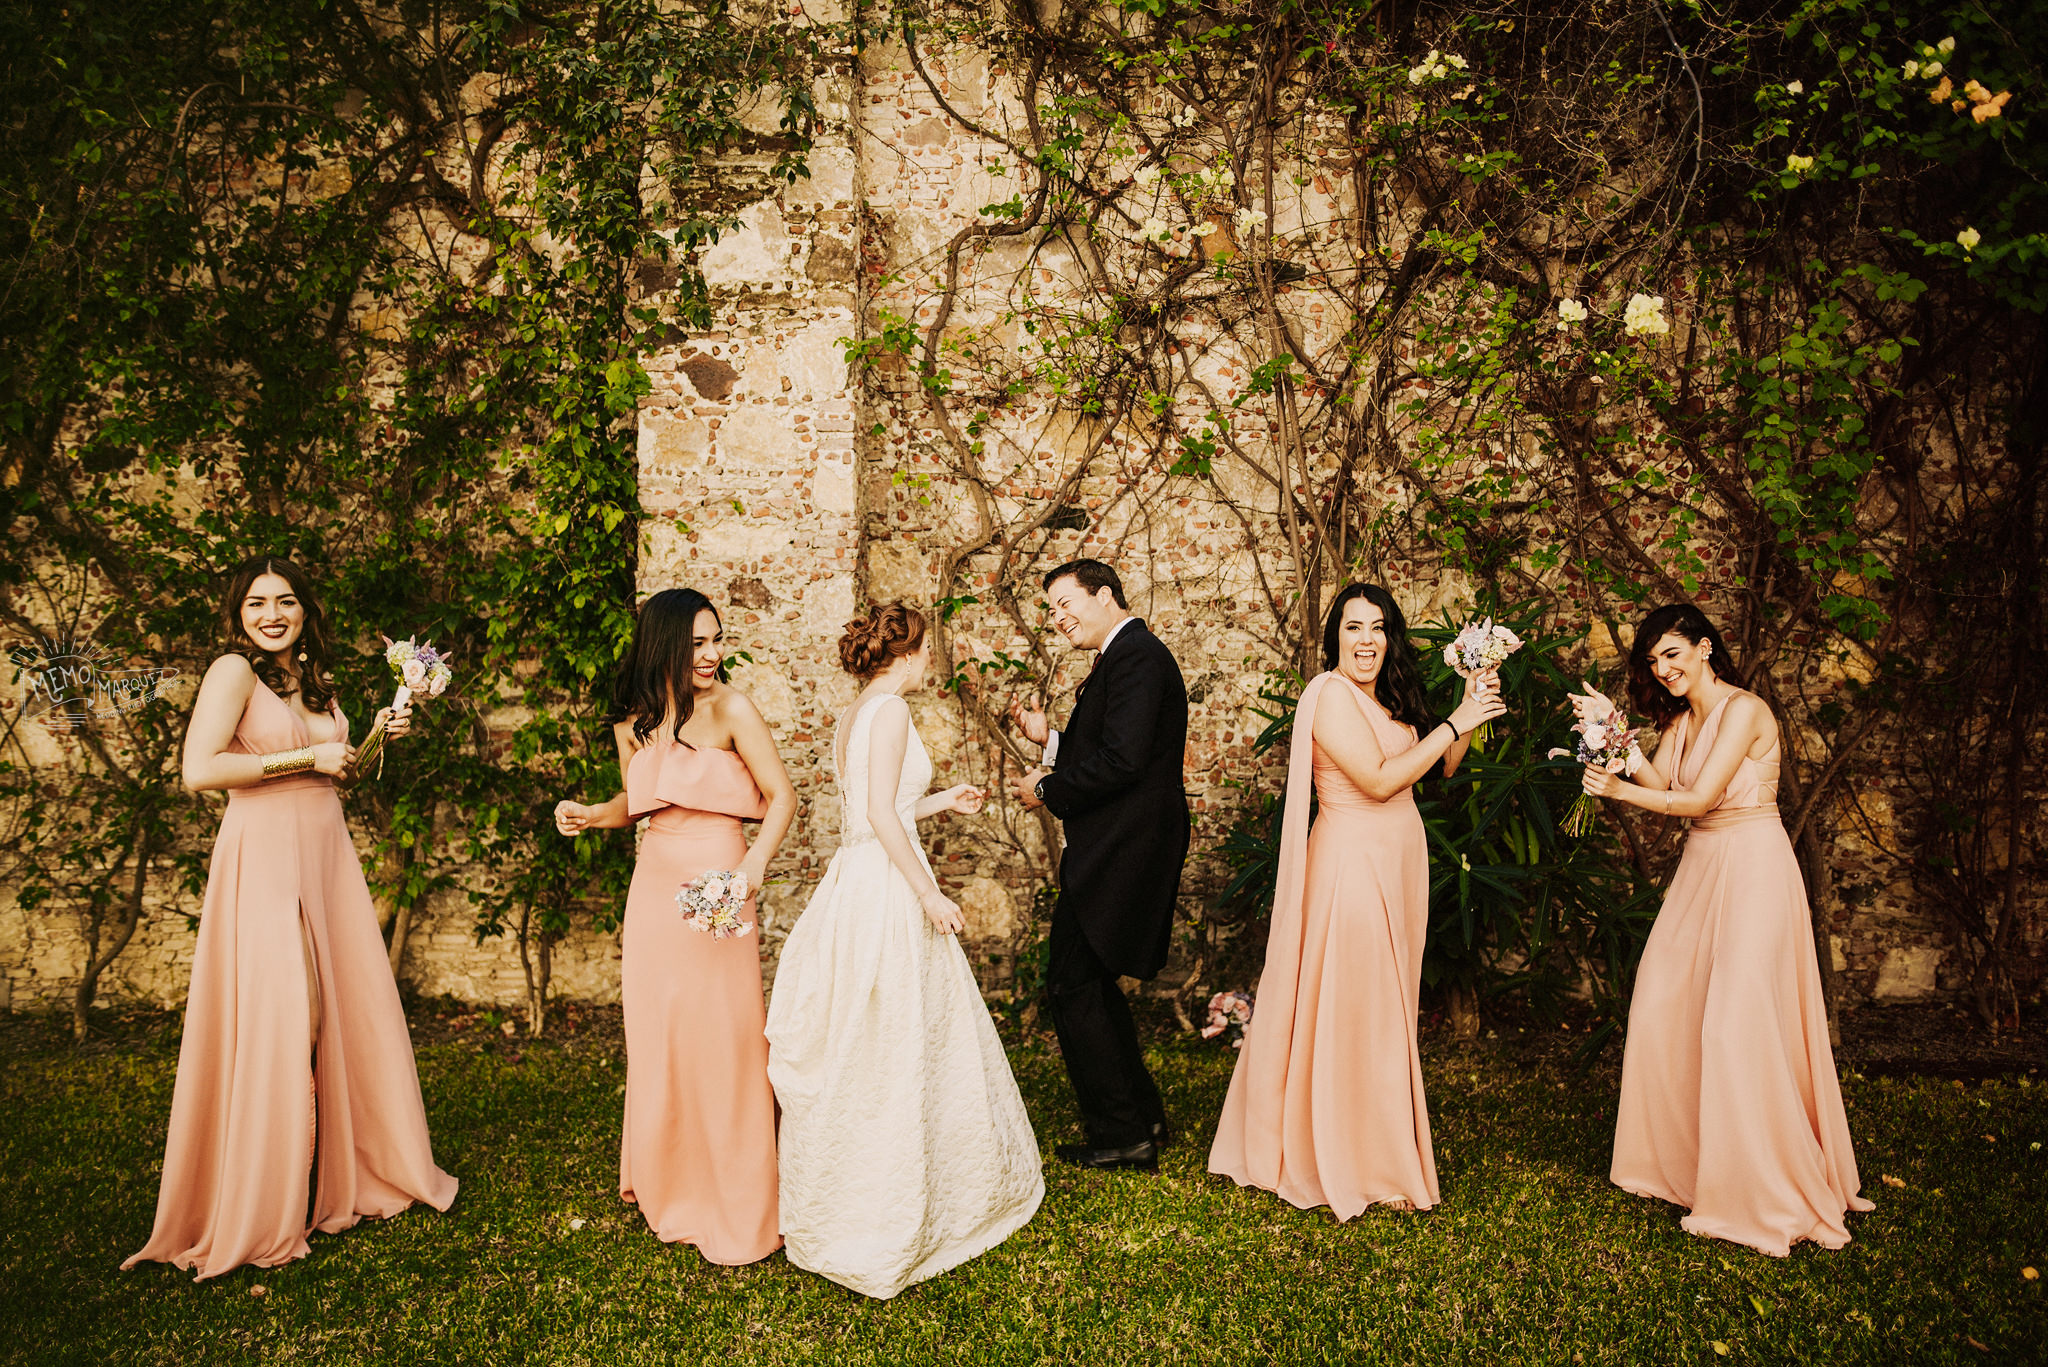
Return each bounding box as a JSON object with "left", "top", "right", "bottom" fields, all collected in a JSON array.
[
  {"left": 1211, "top": 585, "right": 1505, "bottom": 1217},
  {"left": 125, "top": 558, "right": 456, "bottom": 1280},
  {"left": 554, "top": 587, "right": 797, "bottom": 1264},
  {"left": 1581, "top": 602, "right": 1870, "bottom": 1255}
]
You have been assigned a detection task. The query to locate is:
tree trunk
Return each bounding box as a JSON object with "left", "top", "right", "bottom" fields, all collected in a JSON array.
[
  {"left": 385, "top": 900, "right": 414, "bottom": 977},
  {"left": 1797, "top": 819, "right": 1843, "bottom": 1049},
  {"left": 1446, "top": 981, "right": 1482, "bottom": 1040},
  {"left": 533, "top": 933, "right": 554, "bottom": 1038},
  {"left": 73, "top": 838, "right": 152, "bottom": 1042}
]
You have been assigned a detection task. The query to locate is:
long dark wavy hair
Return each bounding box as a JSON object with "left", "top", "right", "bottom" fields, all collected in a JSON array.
[
  {"left": 608, "top": 588, "right": 726, "bottom": 743},
  {"left": 1626, "top": 602, "right": 1741, "bottom": 729},
  {"left": 218, "top": 556, "right": 337, "bottom": 713},
  {"left": 1321, "top": 584, "right": 1437, "bottom": 737}
]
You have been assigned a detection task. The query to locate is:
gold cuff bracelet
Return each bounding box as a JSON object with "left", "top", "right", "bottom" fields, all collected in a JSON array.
[{"left": 261, "top": 747, "right": 315, "bottom": 778}]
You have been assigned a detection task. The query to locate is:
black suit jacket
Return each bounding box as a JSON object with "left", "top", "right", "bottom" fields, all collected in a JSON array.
[{"left": 1039, "top": 619, "right": 1190, "bottom": 979}]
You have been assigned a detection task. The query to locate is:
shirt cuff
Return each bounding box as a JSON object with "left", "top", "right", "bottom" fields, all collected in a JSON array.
[{"left": 1043, "top": 730, "right": 1061, "bottom": 767}]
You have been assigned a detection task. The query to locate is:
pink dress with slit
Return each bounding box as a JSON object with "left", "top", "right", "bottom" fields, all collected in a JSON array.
[
  {"left": 1610, "top": 690, "right": 1871, "bottom": 1255},
  {"left": 618, "top": 735, "right": 781, "bottom": 1263},
  {"left": 124, "top": 680, "right": 456, "bottom": 1280},
  {"left": 1209, "top": 672, "right": 1440, "bottom": 1216}
]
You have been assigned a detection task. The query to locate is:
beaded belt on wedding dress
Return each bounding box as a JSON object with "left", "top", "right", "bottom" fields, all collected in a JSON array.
[{"left": 835, "top": 808, "right": 920, "bottom": 851}]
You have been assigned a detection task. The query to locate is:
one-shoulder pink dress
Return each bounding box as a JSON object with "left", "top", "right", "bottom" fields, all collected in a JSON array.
[
  {"left": 1210, "top": 672, "right": 1440, "bottom": 1216},
  {"left": 125, "top": 680, "right": 456, "bottom": 1280},
  {"left": 1610, "top": 691, "right": 1871, "bottom": 1255},
  {"left": 618, "top": 734, "right": 781, "bottom": 1263}
]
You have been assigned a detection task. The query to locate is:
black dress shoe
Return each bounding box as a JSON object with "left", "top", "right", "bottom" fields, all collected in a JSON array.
[
  {"left": 1054, "top": 1140, "right": 1159, "bottom": 1171},
  {"left": 1151, "top": 1120, "right": 1175, "bottom": 1150}
]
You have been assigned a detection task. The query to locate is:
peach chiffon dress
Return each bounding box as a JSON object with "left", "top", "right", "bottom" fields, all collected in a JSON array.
[
  {"left": 124, "top": 680, "right": 456, "bottom": 1280},
  {"left": 1610, "top": 690, "right": 1871, "bottom": 1255},
  {"left": 1209, "top": 672, "right": 1440, "bottom": 1216},
  {"left": 618, "top": 734, "right": 780, "bottom": 1263}
]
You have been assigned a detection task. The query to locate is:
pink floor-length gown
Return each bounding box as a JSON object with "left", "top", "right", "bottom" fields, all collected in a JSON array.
[
  {"left": 1210, "top": 672, "right": 1440, "bottom": 1216},
  {"left": 124, "top": 681, "right": 456, "bottom": 1280},
  {"left": 618, "top": 734, "right": 781, "bottom": 1263},
  {"left": 1610, "top": 690, "right": 1872, "bottom": 1255}
]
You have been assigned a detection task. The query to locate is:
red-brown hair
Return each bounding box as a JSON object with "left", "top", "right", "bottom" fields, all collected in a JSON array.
[{"left": 838, "top": 602, "right": 927, "bottom": 679}]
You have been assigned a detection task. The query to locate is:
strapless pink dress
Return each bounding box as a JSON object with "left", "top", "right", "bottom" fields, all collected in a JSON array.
[
  {"left": 1611, "top": 691, "right": 1871, "bottom": 1254},
  {"left": 124, "top": 680, "right": 456, "bottom": 1279},
  {"left": 618, "top": 736, "right": 781, "bottom": 1263},
  {"left": 1210, "top": 672, "right": 1439, "bottom": 1216}
]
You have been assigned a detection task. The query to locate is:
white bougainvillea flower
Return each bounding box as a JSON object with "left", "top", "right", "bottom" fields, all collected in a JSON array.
[
  {"left": 1192, "top": 220, "right": 1219, "bottom": 238},
  {"left": 1446, "top": 53, "right": 1468, "bottom": 70},
  {"left": 1133, "top": 163, "right": 1160, "bottom": 188},
  {"left": 1785, "top": 153, "right": 1814, "bottom": 173},
  {"left": 1922, "top": 59, "right": 1943, "bottom": 77},
  {"left": 1235, "top": 206, "right": 1268, "bottom": 234},
  {"left": 1623, "top": 293, "right": 1671, "bottom": 336},
  {"left": 1786, "top": 80, "right": 1804, "bottom": 94},
  {"left": 1556, "top": 298, "right": 1587, "bottom": 330},
  {"left": 1957, "top": 226, "right": 1982, "bottom": 252},
  {"left": 1904, "top": 59, "right": 1921, "bottom": 78},
  {"left": 1937, "top": 35, "right": 1955, "bottom": 53},
  {"left": 1140, "top": 216, "right": 1173, "bottom": 243}
]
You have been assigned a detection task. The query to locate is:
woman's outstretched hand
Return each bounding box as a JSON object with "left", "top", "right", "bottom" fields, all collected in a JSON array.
[
  {"left": 1569, "top": 682, "right": 1618, "bottom": 728},
  {"left": 935, "top": 783, "right": 985, "bottom": 815},
  {"left": 1581, "top": 763, "right": 1623, "bottom": 799},
  {"left": 554, "top": 799, "right": 596, "bottom": 836},
  {"left": 1448, "top": 685, "right": 1508, "bottom": 737}
]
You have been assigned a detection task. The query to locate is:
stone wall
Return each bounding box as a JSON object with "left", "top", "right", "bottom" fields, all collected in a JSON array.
[{"left": 4, "top": 22, "right": 2027, "bottom": 1020}]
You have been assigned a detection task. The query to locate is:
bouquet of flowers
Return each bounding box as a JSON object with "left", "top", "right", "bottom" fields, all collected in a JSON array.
[
  {"left": 1548, "top": 686, "right": 1647, "bottom": 837},
  {"left": 1201, "top": 990, "right": 1255, "bottom": 1049},
  {"left": 1442, "top": 618, "right": 1522, "bottom": 743},
  {"left": 675, "top": 870, "right": 753, "bottom": 939},
  {"left": 354, "top": 636, "right": 453, "bottom": 777}
]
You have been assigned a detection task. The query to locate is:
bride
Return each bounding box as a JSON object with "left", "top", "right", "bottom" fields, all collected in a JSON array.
[{"left": 766, "top": 602, "right": 1043, "bottom": 1299}]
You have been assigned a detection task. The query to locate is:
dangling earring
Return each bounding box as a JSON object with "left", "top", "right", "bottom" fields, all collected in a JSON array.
[{"left": 297, "top": 648, "right": 308, "bottom": 663}]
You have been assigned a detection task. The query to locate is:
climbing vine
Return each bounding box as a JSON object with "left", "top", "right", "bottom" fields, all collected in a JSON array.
[
  {"left": 0, "top": 0, "right": 836, "bottom": 1036},
  {"left": 845, "top": 0, "right": 2044, "bottom": 1028}
]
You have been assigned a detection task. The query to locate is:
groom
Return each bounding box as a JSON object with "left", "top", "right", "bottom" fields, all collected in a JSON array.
[{"left": 1009, "top": 558, "right": 1189, "bottom": 1171}]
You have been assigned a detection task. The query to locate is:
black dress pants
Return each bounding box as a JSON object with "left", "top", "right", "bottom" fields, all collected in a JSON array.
[{"left": 1046, "top": 906, "right": 1166, "bottom": 1148}]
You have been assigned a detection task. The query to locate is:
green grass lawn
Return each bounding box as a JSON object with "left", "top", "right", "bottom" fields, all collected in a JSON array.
[{"left": 2, "top": 1015, "right": 2043, "bottom": 1365}]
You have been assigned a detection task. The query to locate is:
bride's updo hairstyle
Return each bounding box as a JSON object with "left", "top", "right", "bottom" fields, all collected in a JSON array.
[{"left": 839, "top": 602, "right": 927, "bottom": 680}]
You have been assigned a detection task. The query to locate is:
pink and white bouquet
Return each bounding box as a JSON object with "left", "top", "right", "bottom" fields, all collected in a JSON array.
[
  {"left": 675, "top": 870, "right": 753, "bottom": 939},
  {"left": 1202, "top": 990, "right": 1255, "bottom": 1049},
  {"left": 1442, "top": 617, "right": 1522, "bottom": 742},
  {"left": 1548, "top": 686, "right": 1647, "bottom": 837},
  {"left": 383, "top": 635, "right": 453, "bottom": 710},
  {"left": 355, "top": 635, "right": 453, "bottom": 777}
]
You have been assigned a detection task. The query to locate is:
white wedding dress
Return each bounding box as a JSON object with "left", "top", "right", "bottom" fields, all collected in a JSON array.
[{"left": 765, "top": 692, "right": 1044, "bottom": 1298}]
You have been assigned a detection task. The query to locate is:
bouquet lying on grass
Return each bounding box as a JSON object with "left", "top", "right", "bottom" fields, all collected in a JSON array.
[
  {"left": 1442, "top": 618, "right": 1522, "bottom": 743},
  {"left": 353, "top": 636, "right": 453, "bottom": 778},
  {"left": 675, "top": 870, "right": 753, "bottom": 939},
  {"left": 1549, "top": 684, "right": 1648, "bottom": 837},
  {"left": 1202, "top": 991, "right": 1255, "bottom": 1049}
]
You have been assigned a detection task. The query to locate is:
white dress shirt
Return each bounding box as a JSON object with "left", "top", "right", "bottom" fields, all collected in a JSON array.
[{"left": 1042, "top": 615, "right": 1137, "bottom": 767}]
